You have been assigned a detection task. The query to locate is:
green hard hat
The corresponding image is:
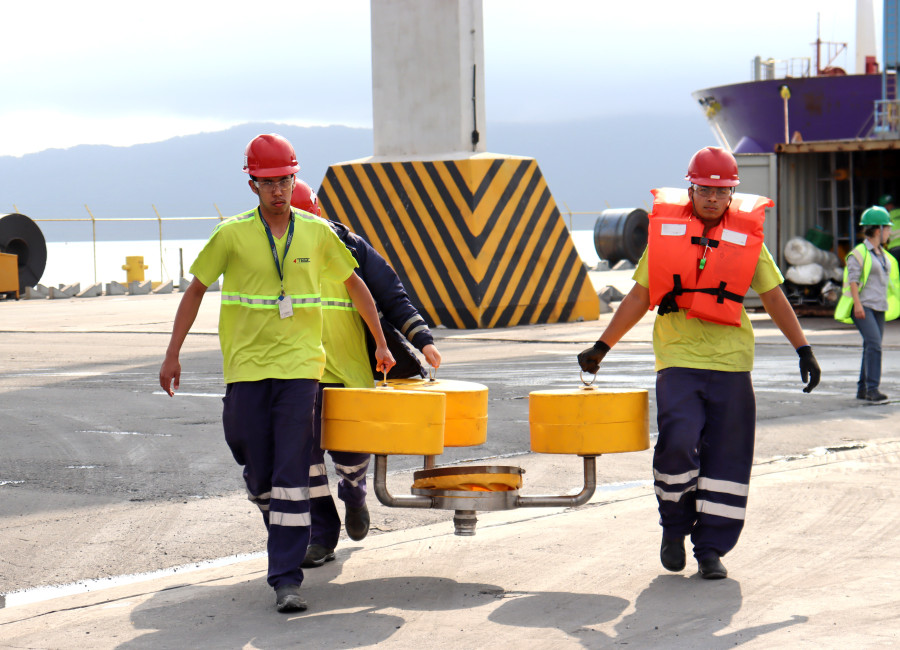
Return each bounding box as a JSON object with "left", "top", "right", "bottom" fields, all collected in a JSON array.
[
  {"left": 879, "top": 193, "right": 894, "bottom": 207},
  {"left": 860, "top": 205, "right": 892, "bottom": 226}
]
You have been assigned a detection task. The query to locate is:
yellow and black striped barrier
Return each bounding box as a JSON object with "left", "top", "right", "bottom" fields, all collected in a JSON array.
[{"left": 319, "top": 154, "right": 599, "bottom": 329}]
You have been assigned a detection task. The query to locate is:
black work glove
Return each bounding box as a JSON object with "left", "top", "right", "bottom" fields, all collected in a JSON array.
[
  {"left": 577, "top": 340, "right": 611, "bottom": 374},
  {"left": 797, "top": 345, "right": 820, "bottom": 393}
]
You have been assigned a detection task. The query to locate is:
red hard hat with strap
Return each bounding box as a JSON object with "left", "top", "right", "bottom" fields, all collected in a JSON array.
[
  {"left": 686, "top": 146, "right": 740, "bottom": 187},
  {"left": 291, "top": 179, "right": 321, "bottom": 216},
  {"left": 242, "top": 134, "right": 300, "bottom": 177}
]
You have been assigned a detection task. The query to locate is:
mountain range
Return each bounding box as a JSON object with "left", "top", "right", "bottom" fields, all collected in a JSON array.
[{"left": 0, "top": 115, "right": 712, "bottom": 242}]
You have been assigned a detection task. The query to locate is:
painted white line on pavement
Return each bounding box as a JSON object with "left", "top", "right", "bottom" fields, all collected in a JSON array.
[{"left": 1, "top": 552, "right": 267, "bottom": 609}]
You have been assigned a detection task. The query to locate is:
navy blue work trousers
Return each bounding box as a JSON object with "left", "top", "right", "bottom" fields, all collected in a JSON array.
[
  {"left": 308, "top": 383, "right": 370, "bottom": 549},
  {"left": 653, "top": 367, "right": 756, "bottom": 561},
  {"left": 851, "top": 306, "right": 885, "bottom": 395},
  {"left": 222, "top": 378, "right": 317, "bottom": 589}
]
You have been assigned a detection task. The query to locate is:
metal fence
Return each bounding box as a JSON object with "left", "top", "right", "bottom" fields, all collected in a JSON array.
[{"left": 26, "top": 206, "right": 225, "bottom": 285}]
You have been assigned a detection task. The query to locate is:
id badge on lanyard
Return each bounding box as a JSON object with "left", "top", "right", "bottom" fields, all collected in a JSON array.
[
  {"left": 278, "top": 294, "right": 293, "bottom": 318},
  {"left": 262, "top": 213, "right": 295, "bottom": 319}
]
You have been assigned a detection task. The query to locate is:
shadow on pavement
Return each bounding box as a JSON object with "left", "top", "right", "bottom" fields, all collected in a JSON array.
[
  {"left": 612, "top": 574, "right": 807, "bottom": 648},
  {"left": 120, "top": 570, "right": 506, "bottom": 648}
]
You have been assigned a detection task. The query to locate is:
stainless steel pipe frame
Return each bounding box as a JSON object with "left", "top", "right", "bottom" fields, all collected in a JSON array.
[{"left": 372, "top": 454, "right": 599, "bottom": 535}]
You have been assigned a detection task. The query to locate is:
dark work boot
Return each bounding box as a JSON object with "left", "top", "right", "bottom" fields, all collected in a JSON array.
[
  {"left": 302, "top": 544, "right": 336, "bottom": 568},
  {"left": 345, "top": 504, "right": 370, "bottom": 541},
  {"left": 698, "top": 555, "right": 728, "bottom": 580},
  {"left": 275, "top": 585, "right": 308, "bottom": 613},
  {"left": 660, "top": 535, "right": 686, "bottom": 572}
]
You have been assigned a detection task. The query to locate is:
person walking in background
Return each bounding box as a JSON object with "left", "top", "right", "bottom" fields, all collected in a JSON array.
[
  {"left": 290, "top": 179, "right": 442, "bottom": 569},
  {"left": 834, "top": 206, "right": 900, "bottom": 402},
  {"left": 158, "top": 134, "right": 395, "bottom": 613},
  {"left": 878, "top": 194, "right": 900, "bottom": 261},
  {"left": 577, "top": 146, "right": 820, "bottom": 580}
]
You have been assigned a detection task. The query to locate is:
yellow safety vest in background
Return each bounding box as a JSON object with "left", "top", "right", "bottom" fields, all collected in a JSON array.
[
  {"left": 887, "top": 208, "right": 900, "bottom": 250},
  {"left": 834, "top": 243, "right": 900, "bottom": 323}
]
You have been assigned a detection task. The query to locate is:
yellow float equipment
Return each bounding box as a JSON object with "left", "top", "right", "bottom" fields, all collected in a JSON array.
[
  {"left": 411, "top": 468, "right": 523, "bottom": 492},
  {"left": 321, "top": 387, "right": 446, "bottom": 455},
  {"left": 384, "top": 378, "right": 488, "bottom": 447},
  {"left": 529, "top": 388, "right": 650, "bottom": 455}
]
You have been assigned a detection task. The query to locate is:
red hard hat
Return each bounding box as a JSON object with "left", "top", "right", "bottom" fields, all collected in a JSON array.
[
  {"left": 291, "top": 179, "right": 320, "bottom": 216},
  {"left": 686, "top": 146, "right": 740, "bottom": 187},
  {"left": 242, "top": 133, "right": 300, "bottom": 177}
]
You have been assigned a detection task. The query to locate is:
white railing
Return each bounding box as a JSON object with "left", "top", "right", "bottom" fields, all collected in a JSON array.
[
  {"left": 27, "top": 209, "right": 225, "bottom": 284},
  {"left": 753, "top": 56, "right": 813, "bottom": 81}
]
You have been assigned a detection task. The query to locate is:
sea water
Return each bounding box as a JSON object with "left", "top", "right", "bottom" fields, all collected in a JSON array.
[
  {"left": 40, "top": 239, "right": 209, "bottom": 289},
  {"left": 38, "top": 231, "right": 600, "bottom": 289}
]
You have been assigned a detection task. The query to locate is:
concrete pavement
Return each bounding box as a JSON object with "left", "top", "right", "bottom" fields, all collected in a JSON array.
[
  {"left": 2, "top": 271, "right": 900, "bottom": 647},
  {"left": 1, "top": 440, "right": 898, "bottom": 648}
]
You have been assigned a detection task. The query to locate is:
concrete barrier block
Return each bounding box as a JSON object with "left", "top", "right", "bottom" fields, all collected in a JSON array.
[
  {"left": 206, "top": 280, "right": 220, "bottom": 292},
  {"left": 76, "top": 283, "right": 103, "bottom": 298},
  {"left": 24, "top": 284, "right": 49, "bottom": 299},
  {"left": 49, "top": 283, "right": 79, "bottom": 299},
  {"left": 598, "top": 285, "right": 626, "bottom": 303},
  {"left": 105, "top": 281, "right": 127, "bottom": 296},
  {"left": 179, "top": 277, "right": 192, "bottom": 291},
  {"left": 128, "top": 280, "right": 152, "bottom": 295},
  {"left": 152, "top": 280, "right": 174, "bottom": 294}
]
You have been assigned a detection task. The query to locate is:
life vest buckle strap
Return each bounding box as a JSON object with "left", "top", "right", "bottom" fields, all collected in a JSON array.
[
  {"left": 657, "top": 274, "right": 683, "bottom": 315},
  {"left": 690, "top": 236, "right": 719, "bottom": 248},
  {"left": 658, "top": 277, "right": 744, "bottom": 315},
  {"left": 694, "top": 281, "right": 744, "bottom": 305}
]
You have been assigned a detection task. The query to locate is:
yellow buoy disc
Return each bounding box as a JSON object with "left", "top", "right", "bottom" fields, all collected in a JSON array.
[
  {"left": 322, "top": 387, "right": 445, "bottom": 455},
  {"left": 529, "top": 388, "right": 650, "bottom": 454},
  {"left": 385, "top": 378, "right": 488, "bottom": 447},
  {"left": 411, "top": 472, "right": 523, "bottom": 492}
]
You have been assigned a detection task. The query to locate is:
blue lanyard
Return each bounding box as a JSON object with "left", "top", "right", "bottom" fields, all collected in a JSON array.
[{"left": 259, "top": 211, "right": 294, "bottom": 297}]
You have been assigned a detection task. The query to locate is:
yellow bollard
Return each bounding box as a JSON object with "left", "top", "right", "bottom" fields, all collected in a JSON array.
[{"left": 122, "top": 256, "right": 148, "bottom": 283}]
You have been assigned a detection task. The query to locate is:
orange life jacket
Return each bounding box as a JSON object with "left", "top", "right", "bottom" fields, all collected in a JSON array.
[{"left": 647, "top": 187, "right": 771, "bottom": 327}]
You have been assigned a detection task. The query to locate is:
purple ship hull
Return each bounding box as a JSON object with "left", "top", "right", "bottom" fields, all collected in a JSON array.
[{"left": 692, "top": 74, "right": 883, "bottom": 153}]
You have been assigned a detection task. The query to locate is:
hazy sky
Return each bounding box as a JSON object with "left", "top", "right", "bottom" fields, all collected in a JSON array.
[{"left": 0, "top": 0, "right": 874, "bottom": 158}]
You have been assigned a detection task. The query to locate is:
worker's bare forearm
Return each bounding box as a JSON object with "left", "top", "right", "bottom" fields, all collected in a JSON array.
[
  {"left": 759, "top": 285, "right": 809, "bottom": 349},
  {"left": 597, "top": 283, "right": 652, "bottom": 348}
]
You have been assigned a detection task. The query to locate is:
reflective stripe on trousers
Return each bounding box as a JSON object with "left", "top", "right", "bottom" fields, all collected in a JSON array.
[
  {"left": 654, "top": 367, "right": 755, "bottom": 560},
  {"left": 223, "top": 378, "right": 317, "bottom": 589}
]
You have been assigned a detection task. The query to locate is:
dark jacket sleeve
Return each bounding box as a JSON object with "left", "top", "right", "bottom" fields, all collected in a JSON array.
[{"left": 331, "top": 221, "right": 434, "bottom": 379}]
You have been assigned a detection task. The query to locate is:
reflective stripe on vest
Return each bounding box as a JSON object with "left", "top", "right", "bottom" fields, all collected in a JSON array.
[
  {"left": 647, "top": 187, "right": 771, "bottom": 327},
  {"left": 221, "top": 292, "right": 322, "bottom": 309}
]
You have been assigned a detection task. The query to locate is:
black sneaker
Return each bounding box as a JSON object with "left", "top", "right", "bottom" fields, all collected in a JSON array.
[
  {"left": 345, "top": 504, "right": 370, "bottom": 541},
  {"left": 698, "top": 555, "right": 728, "bottom": 580},
  {"left": 302, "top": 544, "right": 336, "bottom": 568},
  {"left": 275, "top": 585, "right": 308, "bottom": 613},
  {"left": 865, "top": 390, "right": 889, "bottom": 402},
  {"left": 856, "top": 389, "right": 866, "bottom": 400},
  {"left": 660, "top": 535, "right": 686, "bottom": 572}
]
